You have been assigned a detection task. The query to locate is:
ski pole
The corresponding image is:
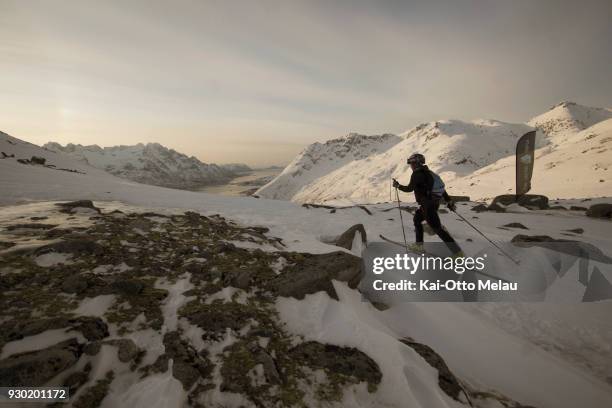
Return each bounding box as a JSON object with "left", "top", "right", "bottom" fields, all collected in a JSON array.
[
  {"left": 395, "top": 187, "right": 409, "bottom": 252},
  {"left": 452, "top": 209, "right": 520, "bottom": 265}
]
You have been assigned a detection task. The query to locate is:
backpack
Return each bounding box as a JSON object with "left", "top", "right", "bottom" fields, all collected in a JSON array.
[{"left": 429, "top": 171, "right": 445, "bottom": 197}]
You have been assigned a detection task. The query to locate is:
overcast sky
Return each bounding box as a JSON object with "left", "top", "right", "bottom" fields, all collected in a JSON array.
[{"left": 1, "top": 0, "right": 611, "bottom": 166}]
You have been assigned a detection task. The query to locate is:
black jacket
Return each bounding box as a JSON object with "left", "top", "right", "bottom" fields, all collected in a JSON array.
[{"left": 397, "top": 165, "right": 451, "bottom": 204}]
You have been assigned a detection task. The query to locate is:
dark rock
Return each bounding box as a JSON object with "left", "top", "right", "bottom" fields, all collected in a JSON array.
[
  {"left": 163, "top": 331, "right": 213, "bottom": 390},
  {"left": 289, "top": 341, "right": 381, "bottom": 387},
  {"left": 232, "top": 270, "right": 253, "bottom": 290},
  {"left": 399, "top": 338, "right": 462, "bottom": 400},
  {"left": 0, "top": 339, "right": 82, "bottom": 387},
  {"left": 438, "top": 209, "right": 448, "bottom": 214},
  {"left": 104, "top": 339, "right": 140, "bottom": 362},
  {"left": 334, "top": 224, "right": 367, "bottom": 251},
  {"left": 488, "top": 194, "right": 549, "bottom": 211},
  {"left": 0, "top": 241, "right": 16, "bottom": 250},
  {"left": 271, "top": 251, "right": 362, "bottom": 300},
  {"left": 565, "top": 228, "right": 584, "bottom": 234},
  {"left": 83, "top": 341, "right": 102, "bottom": 356},
  {"left": 1, "top": 316, "right": 108, "bottom": 344},
  {"left": 470, "top": 204, "right": 488, "bottom": 213},
  {"left": 30, "top": 156, "right": 46, "bottom": 165},
  {"left": 302, "top": 203, "right": 335, "bottom": 210},
  {"left": 371, "top": 301, "right": 390, "bottom": 311},
  {"left": 185, "top": 303, "right": 253, "bottom": 337},
  {"left": 55, "top": 200, "right": 101, "bottom": 214},
  {"left": 36, "top": 239, "right": 102, "bottom": 256},
  {"left": 44, "top": 228, "right": 73, "bottom": 239},
  {"left": 256, "top": 350, "right": 281, "bottom": 384},
  {"left": 502, "top": 223, "right": 529, "bottom": 230},
  {"left": 69, "top": 317, "right": 110, "bottom": 341},
  {"left": 9, "top": 299, "right": 30, "bottom": 309},
  {"left": 215, "top": 241, "right": 236, "bottom": 253},
  {"left": 72, "top": 371, "right": 114, "bottom": 408},
  {"left": 62, "top": 275, "right": 89, "bottom": 294},
  {"left": 111, "top": 279, "right": 145, "bottom": 296},
  {"left": 511, "top": 235, "right": 556, "bottom": 243},
  {"left": 569, "top": 206, "right": 587, "bottom": 211},
  {"left": 586, "top": 203, "right": 612, "bottom": 219},
  {"left": 248, "top": 226, "right": 270, "bottom": 234},
  {"left": 63, "top": 370, "right": 89, "bottom": 394},
  {"left": 549, "top": 205, "right": 567, "bottom": 210},
  {"left": 6, "top": 223, "right": 57, "bottom": 231}
]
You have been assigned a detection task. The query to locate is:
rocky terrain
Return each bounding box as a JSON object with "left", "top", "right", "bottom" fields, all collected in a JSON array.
[
  {"left": 0, "top": 201, "right": 374, "bottom": 407},
  {"left": 0, "top": 200, "right": 549, "bottom": 408}
]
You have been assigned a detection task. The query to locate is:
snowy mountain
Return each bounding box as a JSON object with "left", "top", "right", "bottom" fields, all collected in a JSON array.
[
  {"left": 257, "top": 102, "right": 611, "bottom": 204},
  {"left": 450, "top": 117, "right": 612, "bottom": 201},
  {"left": 1, "top": 131, "right": 108, "bottom": 176},
  {"left": 219, "top": 163, "right": 252, "bottom": 173},
  {"left": 256, "top": 133, "right": 402, "bottom": 200},
  {"left": 528, "top": 101, "right": 612, "bottom": 143},
  {"left": 43, "top": 142, "right": 248, "bottom": 190},
  {"left": 258, "top": 120, "right": 534, "bottom": 203}
]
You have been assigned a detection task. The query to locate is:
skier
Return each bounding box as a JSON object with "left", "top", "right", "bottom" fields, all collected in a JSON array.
[{"left": 392, "top": 153, "right": 463, "bottom": 256}]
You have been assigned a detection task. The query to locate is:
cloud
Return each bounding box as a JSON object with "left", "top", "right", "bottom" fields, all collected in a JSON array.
[{"left": 0, "top": 0, "right": 611, "bottom": 165}]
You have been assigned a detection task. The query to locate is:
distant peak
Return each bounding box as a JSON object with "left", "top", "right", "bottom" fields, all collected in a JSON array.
[{"left": 551, "top": 101, "right": 577, "bottom": 110}]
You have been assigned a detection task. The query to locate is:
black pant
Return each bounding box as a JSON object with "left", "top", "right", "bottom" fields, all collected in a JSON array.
[{"left": 414, "top": 199, "right": 461, "bottom": 253}]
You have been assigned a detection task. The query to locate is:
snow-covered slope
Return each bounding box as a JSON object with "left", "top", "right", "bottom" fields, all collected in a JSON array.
[
  {"left": 1, "top": 131, "right": 109, "bottom": 177},
  {"left": 43, "top": 142, "right": 245, "bottom": 190},
  {"left": 258, "top": 102, "right": 611, "bottom": 204},
  {"left": 528, "top": 101, "right": 612, "bottom": 143},
  {"left": 255, "top": 133, "right": 402, "bottom": 200},
  {"left": 260, "top": 120, "right": 533, "bottom": 203},
  {"left": 451, "top": 118, "right": 612, "bottom": 201},
  {"left": 219, "top": 163, "right": 252, "bottom": 173}
]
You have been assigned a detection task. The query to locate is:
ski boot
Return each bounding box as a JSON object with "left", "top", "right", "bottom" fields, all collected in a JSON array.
[{"left": 408, "top": 243, "right": 425, "bottom": 253}]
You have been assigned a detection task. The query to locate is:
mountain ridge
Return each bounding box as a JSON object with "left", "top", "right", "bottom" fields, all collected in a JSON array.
[
  {"left": 257, "top": 101, "right": 611, "bottom": 203},
  {"left": 44, "top": 141, "right": 251, "bottom": 190}
]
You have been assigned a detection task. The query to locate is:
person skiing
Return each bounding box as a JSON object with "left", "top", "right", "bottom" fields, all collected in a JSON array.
[{"left": 392, "top": 153, "right": 463, "bottom": 256}]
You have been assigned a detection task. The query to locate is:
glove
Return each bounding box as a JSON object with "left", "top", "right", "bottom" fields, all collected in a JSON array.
[
  {"left": 392, "top": 179, "right": 400, "bottom": 189},
  {"left": 447, "top": 200, "right": 456, "bottom": 212}
]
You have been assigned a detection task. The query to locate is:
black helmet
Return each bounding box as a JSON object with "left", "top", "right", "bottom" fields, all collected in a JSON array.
[{"left": 407, "top": 153, "right": 425, "bottom": 166}]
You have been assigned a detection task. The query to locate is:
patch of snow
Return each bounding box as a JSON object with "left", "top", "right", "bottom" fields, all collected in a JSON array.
[
  {"left": 277, "top": 282, "right": 459, "bottom": 407},
  {"left": 73, "top": 295, "right": 116, "bottom": 317},
  {"left": 351, "top": 230, "right": 364, "bottom": 256},
  {"left": 270, "top": 256, "right": 288, "bottom": 275},
  {"left": 0, "top": 328, "right": 84, "bottom": 359},
  {"left": 157, "top": 274, "right": 194, "bottom": 333},
  {"left": 204, "top": 287, "right": 249, "bottom": 305},
  {"left": 34, "top": 252, "right": 72, "bottom": 267},
  {"left": 103, "top": 360, "right": 186, "bottom": 408}
]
